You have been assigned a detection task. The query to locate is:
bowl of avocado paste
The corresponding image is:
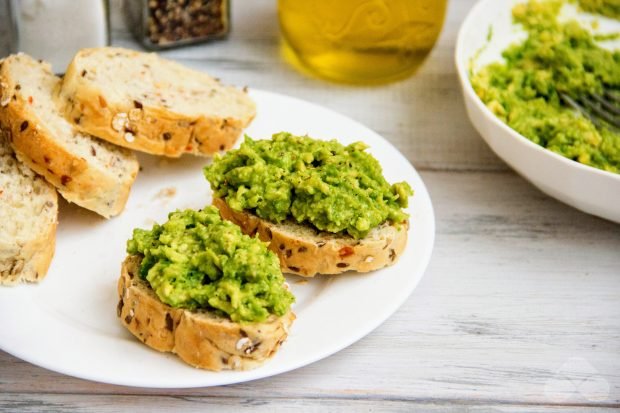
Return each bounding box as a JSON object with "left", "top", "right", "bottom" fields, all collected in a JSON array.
[{"left": 457, "top": 0, "right": 620, "bottom": 223}]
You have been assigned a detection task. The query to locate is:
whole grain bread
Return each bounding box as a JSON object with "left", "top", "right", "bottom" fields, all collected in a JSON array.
[
  {"left": 213, "top": 197, "right": 409, "bottom": 277},
  {"left": 0, "top": 131, "right": 57, "bottom": 285},
  {"left": 118, "top": 255, "right": 295, "bottom": 371},
  {"left": 59, "top": 47, "right": 256, "bottom": 158},
  {"left": 0, "top": 54, "right": 139, "bottom": 218}
]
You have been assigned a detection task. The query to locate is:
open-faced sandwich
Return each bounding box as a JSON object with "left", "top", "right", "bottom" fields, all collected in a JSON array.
[
  {"left": 204, "top": 132, "right": 413, "bottom": 277},
  {"left": 117, "top": 207, "right": 295, "bottom": 371}
]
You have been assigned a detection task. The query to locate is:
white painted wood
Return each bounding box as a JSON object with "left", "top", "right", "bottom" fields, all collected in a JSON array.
[
  {"left": 0, "top": 394, "right": 615, "bottom": 413},
  {"left": 1, "top": 172, "right": 619, "bottom": 410}
]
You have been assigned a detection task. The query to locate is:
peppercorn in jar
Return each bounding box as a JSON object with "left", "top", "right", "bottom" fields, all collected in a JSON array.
[{"left": 125, "top": 0, "right": 229, "bottom": 50}]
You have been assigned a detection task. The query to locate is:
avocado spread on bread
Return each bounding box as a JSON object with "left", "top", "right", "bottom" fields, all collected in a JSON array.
[
  {"left": 127, "top": 207, "right": 294, "bottom": 323},
  {"left": 204, "top": 132, "right": 413, "bottom": 239},
  {"left": 578, "top": 0, "right": 619, "bottom": 18}
]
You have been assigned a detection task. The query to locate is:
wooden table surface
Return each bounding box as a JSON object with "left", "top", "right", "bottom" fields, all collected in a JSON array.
[{"left": 2, "top": 1, "right": 619, "bottom": 411}]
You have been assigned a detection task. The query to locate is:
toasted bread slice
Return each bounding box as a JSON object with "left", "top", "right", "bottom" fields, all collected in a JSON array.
[
  {"left": 118, "top": 255, "right": 295, "bottom": 371},
  {"left": 0, "top": 54, "right": 139, "bottom": 218},
  {"left": 213, "top": 197, "right": 408, "bottom": 277},
  {"left": 0, "top": 131, "right": 58, "bottom": 285},
  {"left": 59, "top": 47, "right": 256, "bottom": 158}
]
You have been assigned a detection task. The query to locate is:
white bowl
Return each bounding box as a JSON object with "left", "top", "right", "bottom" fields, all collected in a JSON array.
[{"left": 455, "top": 0, "right": 620, "bottom": 223}]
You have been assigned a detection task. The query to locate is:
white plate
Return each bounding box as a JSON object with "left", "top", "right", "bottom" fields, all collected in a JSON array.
[
  {"left": 456, "top": 0, "right": 620, "bottom": 223},
  {"left": 0, "top": 90, "right": 435, "bottom": 388}
]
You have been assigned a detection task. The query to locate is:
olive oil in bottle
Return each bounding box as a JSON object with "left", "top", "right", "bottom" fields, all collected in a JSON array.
[{"left": 278, "top": 0, "right": 448, "bottom": 84}]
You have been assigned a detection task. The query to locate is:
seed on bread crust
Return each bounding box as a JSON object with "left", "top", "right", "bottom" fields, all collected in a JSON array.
[
  {"left": 236, "top": 337, "right": 251, "bottom": 351},
  {"left": 0, "top": 82, "right": 10, "bottom": 106},
  {"left": 339, "top": 246, "right": 354, "bottom": 258},
  {"left": 165, "top": 313, "right": 173, "bottom": 332},
  {"left": 112, "top": 113, "right": 128, "bottom": 132},
  {"left": 98, "top": 95, "right": 107, "bottom": 108}
]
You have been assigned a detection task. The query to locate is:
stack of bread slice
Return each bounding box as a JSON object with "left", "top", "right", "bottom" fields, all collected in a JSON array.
[
  {"left": 0, "top": 48, "right": 255, "bottom": 284},
  {"left": 0, "top": 54, "right": 139, "bottom": 218},
  {"left": 0, "top": 131, "right": 57, "bottom": 285}
]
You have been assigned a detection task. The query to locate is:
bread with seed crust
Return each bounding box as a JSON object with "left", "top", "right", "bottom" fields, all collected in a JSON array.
[
  {"left": 117, "top": 255, "right": 295, "bottom": 371},
  {"left": 213, "top": 197, "right": 408, "bottom": 277},
  {"left": 59, "top": 47, "right": 256, "bottom": 158},
  {"left": 0, "top": 53, "right": 139, "bottom": 218},
  {"left": 0, "top": 131, "right": 58, "bottom": 285}
]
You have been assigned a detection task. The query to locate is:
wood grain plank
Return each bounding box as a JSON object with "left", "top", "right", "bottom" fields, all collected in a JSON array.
[
  {"left": 1, "top": 171, "right": 618, "bottom": 407},
  {"left": 108, "top": 0, "right": 505, "bottom": 171},
  {"left": 0, "top": 394, "right": 617, "bottom": 413}
]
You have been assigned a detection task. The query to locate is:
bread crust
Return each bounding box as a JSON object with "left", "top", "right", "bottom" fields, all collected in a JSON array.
[
  {"left": 0, "top": 218, "right": 56, "bottom": 285},
  {"left": 213, "top": 198, "right": 409, "bottom": 277},
  {"left": 0, "top": 55, "right": 139, "bottom": 218},
  {"left": 60, "top": 48, "right": 255, "bottom": 158},
  {"left": 117, "top": 255, "right": 295, "bottom": 371},
  {"left": 0, "top": 132, "right": 58, "bottom": 285}
]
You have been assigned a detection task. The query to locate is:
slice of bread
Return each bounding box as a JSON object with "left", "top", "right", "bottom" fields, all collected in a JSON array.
[
  {"left": 0, "top": 131, "right": 58, "bottom": 285},
  {"left": 59, "top": 47, "right": 256, "bottom": 158},
  {"left": 0, "top": 54, "right": 139, "bottom": 218},
  {"left": 213, "top": 197, "right": 408, "bottom": 277},
  {"left": 118, "top": 255, "right": 295, "bottom": 371}
]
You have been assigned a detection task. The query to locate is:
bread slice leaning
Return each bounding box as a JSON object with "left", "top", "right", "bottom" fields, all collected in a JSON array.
[
  {"left": 59, "top": 47, "right": 256, "bottom": 158},
  {"left": 0, "top": 54, "right": 139, "bottom": 218},
  {"left": 0, "top": 132, "right": 58, "bottom": 285},
  {"left": 213, "top": 198, "right": 409, "bottom": 277},
  {"left": 118, "top": 255, "right": 295, "bottom": 371}
]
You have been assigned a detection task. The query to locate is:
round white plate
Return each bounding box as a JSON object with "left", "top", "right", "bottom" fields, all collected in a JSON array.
[
  {"left": 0, "top": 90, "right": 435, "bottom": 388},
  {"left": 456, "top": 0, "right": 620, "bottom": 223}
]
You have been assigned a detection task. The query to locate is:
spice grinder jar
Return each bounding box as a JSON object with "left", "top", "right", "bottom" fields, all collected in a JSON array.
[{"left": 124, "top": 0, "right": 230, "bottom": 50}]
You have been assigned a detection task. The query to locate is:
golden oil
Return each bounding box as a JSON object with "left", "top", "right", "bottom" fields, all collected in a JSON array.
[{"left": 278, "top": 0, "right": 448, "bottom": 84}]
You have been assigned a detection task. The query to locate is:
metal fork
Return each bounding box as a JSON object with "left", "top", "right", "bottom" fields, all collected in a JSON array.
[{"left": 560, "top": 89, "right": 620, "bottom": 130}]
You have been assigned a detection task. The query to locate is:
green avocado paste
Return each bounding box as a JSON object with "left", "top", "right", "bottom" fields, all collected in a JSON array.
[
  {"left": 471, "top": 0, "right": 620, "bottom": 174},
  {"left": 204, "top": 132, "right": 413, "bottom": 239},
  {"left": 578, "top": 0, "right": 620, "bottom": 19},
  {"left": 126, "top": 207, "right": 294, "bottom": 323}
]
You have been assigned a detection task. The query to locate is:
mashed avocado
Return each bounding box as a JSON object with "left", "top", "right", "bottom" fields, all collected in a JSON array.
[
  {"left": 204, "top": 132, "right": 413, "bottom": 239},
  {"left": 126, "top": 207, "right": 294, "bottom": 323},
  {"left": 578, "top": 0, "right": 620, "bottom": 18},
  {"left": 471, "top": 0, "right": 620, "bottom": 173}
]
